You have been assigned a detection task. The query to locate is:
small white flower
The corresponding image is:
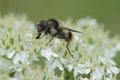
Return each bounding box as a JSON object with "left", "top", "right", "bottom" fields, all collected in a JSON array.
[
  {"left": 0, "top": 47, "right": 6, "bottom": 56},
  {"left": 84, "top": 68, "right": 91, "bottom": 74},
  {"left": 99, "top": 56, "right": 116, "bottom": 66},
  {"left": 74, "top": 65, "right": 81, "bottom": 77},
  {"left": 91, "top": 67, "right": 104, "bottom": 80},
  {"left": 80, "top": 77, "right": 89, "bottom": 80},
  {"left": 110, "top": 66, "right": 120, "bottom": 74},
  {"left": 105, "top": 78, "right": 112, "bottom": 80},
  {"left": 9, "top": 64, "right": 22, "bottom": 72},
  {"left": 47, "top": 59, "right": 63, "bottom": 74},
  {"left": 54, "top": 38, "right": 60, "bottom": 49},
  {"left": 68, "top": 64, "right": 74, "bottom": 71},
  {"left": 28, "top": 54, "right": 38, "bottom": 63},
  {"left": 14, "top": 21, "right": 21, "bottom": 30},
  {"left": 77, "top": 18, "right": 98, "bottom": 28},
  {"left": 77, "top": 19, "right": 87, "bottom": 27},
  {"left": 9, "top": 78, "right": 19, "bottom": 80},
  {"left": 78, "top": 64, "right": 91, "bottom": 74},
  {"left": 116, "top": 41, "right": 120, "bottom": 51},
  {"left": 7, "top": 50, "right": 16, "bottom": 58},
  {"left": 41, "top": 47, "right": 58, "bottom": 61},
  {"left": 105, "top": 48, "right": 116, "bottom": 58},
  {"left": 74, "top": 35, "right": 79, "bottom": 40},
  {"left": 13, "top": 51, "right": 29, "bottom": 64},
  {"left": 52, "top": 53, "right": 58, "bottom": 58},
  {"left": 89, "top": 18, "right": 98, "bottom": 28},
  {"left": 80, "top": 39, "right": 87, "bottom": 47},
  {"left": 25, "top": 33, "right": 32, "bottom": 37}
]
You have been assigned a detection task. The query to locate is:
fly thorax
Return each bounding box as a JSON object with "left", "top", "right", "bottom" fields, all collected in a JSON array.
[{"left": 50, "top": 27, "right": 57, "bottom": 36}]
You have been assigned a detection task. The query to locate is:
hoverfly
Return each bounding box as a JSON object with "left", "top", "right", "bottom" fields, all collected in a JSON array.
[{"left": 36, "top": 19, "right": 82, "bottom": 57}]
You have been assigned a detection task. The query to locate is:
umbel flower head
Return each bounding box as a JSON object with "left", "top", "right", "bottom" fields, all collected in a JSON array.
[{"left": 0, "top": 14, "right": 120, "bottom": 80}]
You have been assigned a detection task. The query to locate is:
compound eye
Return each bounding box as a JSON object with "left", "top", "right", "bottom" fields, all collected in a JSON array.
[
  {"left": 40, "top": 20, "right": 48, "bottom": 30},
  {"left": 36, "top": 20, "right": 47, "bottom": 32}
]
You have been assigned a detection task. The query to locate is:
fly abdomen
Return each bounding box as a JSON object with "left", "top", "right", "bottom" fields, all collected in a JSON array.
[{"left": 68, "top": 32, "right": 73, "bottom": 42}]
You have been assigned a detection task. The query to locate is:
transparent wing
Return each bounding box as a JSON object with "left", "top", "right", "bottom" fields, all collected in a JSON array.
[{"left": 60, "top": 26, "right": 82, "bottom": 33}]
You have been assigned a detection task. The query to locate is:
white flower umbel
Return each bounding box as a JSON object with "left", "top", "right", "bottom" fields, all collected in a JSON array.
[{"left": 0, "top": 14, "right": 119, "bottom": 80}]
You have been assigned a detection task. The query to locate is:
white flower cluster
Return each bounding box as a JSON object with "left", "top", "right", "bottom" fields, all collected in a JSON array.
[{"left": 0, "top": 14, "right": 120, "bottom": 80}]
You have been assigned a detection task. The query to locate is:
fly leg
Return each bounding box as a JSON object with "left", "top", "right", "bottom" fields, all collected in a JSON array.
[
  {"left": 66, "top": 41, "right": 73, "bottom": 57},
  {"left": 36, "top": 33, "right": 41, "bottom": 39},
  {"left": 46, "top": 37, "right": 54, "bottom": 46},
  {"left": 39, "top": 34, "right": 46, "bottom": 39},
  {"left": 36, "top": 32, "right": 47, "bottom": 39},
  {"left": 58, "top": 35, "right": 73, "bottom": 57},
  {"left": 46, "top": 33, "right": 59, "bottom": 46}
]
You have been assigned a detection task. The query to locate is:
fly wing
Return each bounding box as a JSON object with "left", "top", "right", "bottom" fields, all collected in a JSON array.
[{"left": 60, "top": 26, "right": 82, "bottom": 33}]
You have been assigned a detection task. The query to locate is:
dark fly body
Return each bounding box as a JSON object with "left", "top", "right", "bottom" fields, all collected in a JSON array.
[{"left": 36, "top": 19, "right": 82, "bottom": 57}]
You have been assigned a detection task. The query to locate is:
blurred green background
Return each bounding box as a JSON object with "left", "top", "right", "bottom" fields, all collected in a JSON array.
[{"left": 0, "top": 0, "right": 120, "bottom": 79}]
